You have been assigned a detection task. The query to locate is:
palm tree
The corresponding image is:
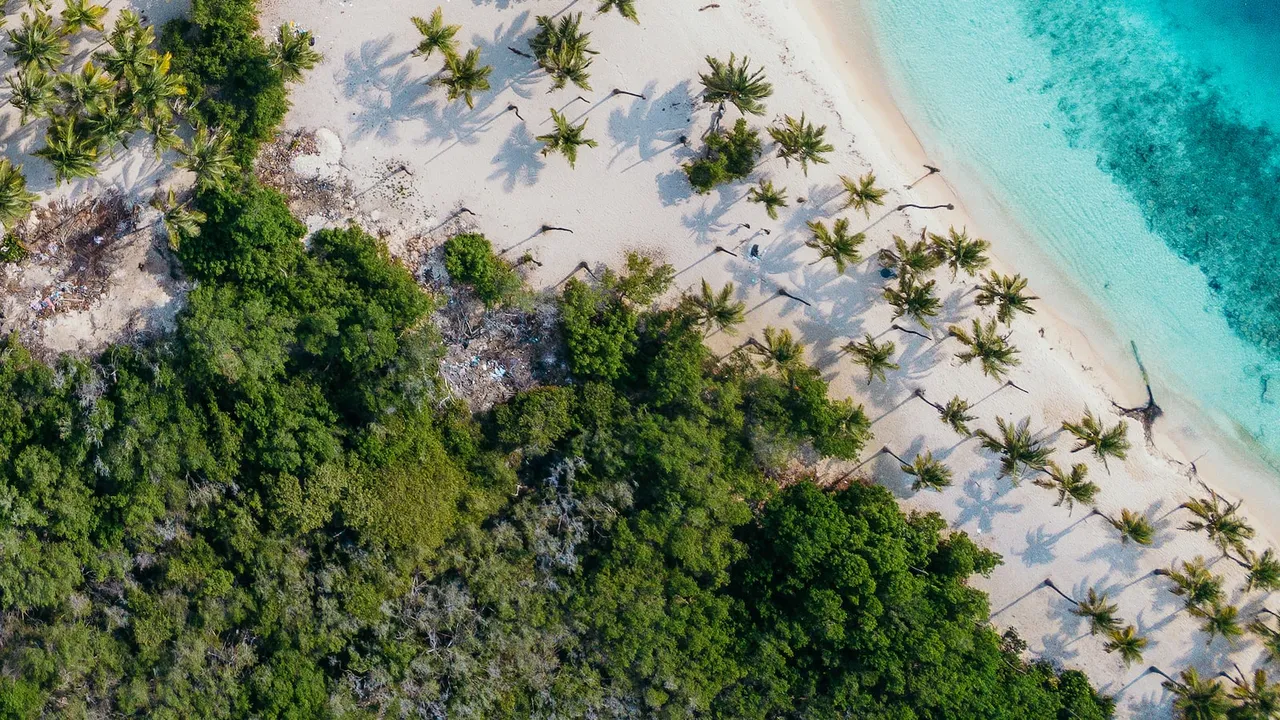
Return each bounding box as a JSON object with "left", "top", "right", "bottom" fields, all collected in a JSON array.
[
  {"left": 805, "top": 218, "right": 864, "bottom": 274},
  {"left": 271, "top": 23, "right": 322, "bottom": 83},
  {"left": 747, "top": 179, "right": 788, "bottom": 220},
  {"left": 975, "top": 271, "right": 1038, "bottom": 325},
  {"left": 1237, "top": 547, "right": 1280, "bottom": 593},
  {"left": 536, "top": 109, "right": 597, "bottom": 168},
  {"left": 879, "top": 233, "right": 942, "bottom": 279},
  {"left": 839, "top": 171, "right": 886, "bottom": 218},
  {"left": 597, "top": 0, "right": 638, "bottom": 23},
  {"left": 142, "top": 116, "right": 181, "bottom": 159},
  {"left": 1181, "top": 491, "right": 1255, "bottom": 557},
  {"left": 699, "top": 53, "right": 772, "bottom": 116},
  {"left": 687, "top": 279, "right": 744, "bottom": 335},
  {"left": 150, "top": 188, "right": 206, "bottom": 251},
  {"left": 1097, "top": 507, "right": 1155, "bottom": 546},
  {"left": 0, "top": 160, "right": 38, "bottom": 228},
  {"left": 58, "top": 60, "right": 114, "bottom": 114},
  {"left": 929, "top": 226, "right": 990, "bottom": 279},
  {"left": 59, "top": 0, "right": 106, "bottom": 36},
  {"left": 126, "top": 52, "right": 187, "bottom": 122},
  {"left": 531, "top": 14, "right": 594, "bottom": 91},
  {"left": 883, "top": 275, "right": 941, "bottom": 329},
  {"left": 1033, "top": 461, "right": 1099, "bottom": 513},
  {"left": 1155, "top": 557, "right": 1223, "bottom": 610},
  {"left": 33, "top": 114, "right": 99, "bottom": 184},
  {"left": 1251, "top": 619, "right": 1280, "bottom": 666},
  {"left": 7, "top": 11, "right": 69, "bottom": 72},
  {"left": 1102, "top": 625, "right": 1147, "bottom": 667},
  {"left": 974, "top": 416, "right": 1051, "bottom": 481},
  {"left": 899, "top": 450, "right": 952, "bottom": 492},
  {"left": 1227, "top": 668, "right": 1280, "bottom": 720},
  {"left": 433, "top": 47, "right": 492, "bottom": 109},
  {"left": 96, "top": 12, "right": 154, "bottom": 83},
  {"left": 937, "top": 395, "right": 976, "bottom": 436},
  {"left": 6, "top": 66, "right": 57, "bottom": 123},
  {"left": 844, "top": 334, "right": 898, "bottom": 385},
  {"left": 1164, "top": 668, "right": 1231, "bottom": 720},
  {"left": 411, "top": 8, "right": 460, "bottom": 62},
  {"left": 176, "top": 126, "right": 237, "bottom": 191},
  {"left": 947, "top": 318, "right": 1020, "bottom": 380},
  {"left": 749, "top": 326, "right": 803, "bottom": 375},
  {"left": 84, "top": 99, "right": 138, "bottom": 156},
  {"left": 768, "top": 114, "right": 832, "bottom": 174},
  {"left": 1071, "top": 587, "right": 1121, "bottom": 636},
  {"left": 1191, "top": 602, "right": 1244, "bottom": 646},
  {"left": 1061, "top": 409, "right": 1130, "bottom": 469}
]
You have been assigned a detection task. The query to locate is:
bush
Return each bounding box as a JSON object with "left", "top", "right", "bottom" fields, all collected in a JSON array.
[
  {"left": 162, "top": 0, "right": 289, "bottom": 163},
  {"left": 180, "top": 181, "right": 305, "bottom": 285},
  {"left": 442, "top": 233, "right": 521, "bottom": 306},
  {"left": 684, "top": 118, "right": 762, "bottom": 193},
  {"left": 0, "top": 232, "right": 27, "bottom": 264},
  {"left": 559, "top": 277, "right": 638, "bottom": 382}
]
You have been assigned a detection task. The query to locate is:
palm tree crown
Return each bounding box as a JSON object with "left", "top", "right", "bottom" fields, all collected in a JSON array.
[
  {"left": 938, "top": 395, "right": 976, "bottom": 436},
  {"left": 597, "top": 0, "right": 639, "bottom": 23},
  {"left": 433, "top": 47, "right": 493, "bottom": 109},
  {"left": 531, "top": 13, "right": 595, "bottom": 91},
  {"left": 0, "top": 159, "right": 39, "bottom": 228},
  {"left": 768, "top": 114, "right": 833, "bottom": 174},
  {"left": 947, "top": 318, "right": 1020, "bottom": 380},
  {"left": 7, "top": 11, "right": 69, "bottom": 72},
  {"left": 975, "top": 271, "right": 1038, "bottom": 325},
  {"left": 699, "top": 53, "right": 772, "bottom": 116},
  {"left": 883, "top": 275, "right": 941, "bottom": 329},
  {"left": 1104, "top": 508, "right": 1155, "bottom": 546},
  {"left": 176, "top": 125, "right": 237, "bottom": 191},
  {"left": 271, "top": 23, "right": 322, "bottom": 83},
  {"left": 1191, "top": 601, "right": 1244, "bottom": 646},
  {"left": 929, "top": 226, "right": 990, "bottom": 279},
  {"left": 60, "top": 0, "right": 107, "bottom": 36},
  {"left": 536, "top": 109, "right": 598, "bottom": 168},
  {"left": 750, "top": 326, "right": 803, "bottom": 376},
  {"left": 1158, "top": 556, "right": 1223, "bottom": 610},
  {"left": 844, "top": 334, "right": 898, "bottom": 385},
  {"left": 900, "top": 451, "right": 952, "bottom": 492},
  {"left": 1061, "top": 409, "right": 1130, "bottom": 468},
  {"left": 1240, "top": 547, "right": 1280, "bottom": 593},
  {"left": 880, "top": 233, "right": 942, "bottom": 279},
  {"left": 150, "top": 188, "right": 206, "bottom": 251},
  {"left": 33, "top": 114, "right": 100, "bottom": 184},
  {"left": 1229, "top": 668, "right": 1280, "bottom": 719},
  {"left": 974, "top": 416, "right": 1051, "bottom": 481},
  {"left": 1181, "top": 491, "right": 1256, "bottom": 557},
  {"left": 1033, "top": 461, "right": 1099, "bottom": 513},
  {"left": 411, "top": 7, "right": 460, "bottom": 61},
  {"left": 805, "top": 218, "right": 864, "bottom": 274},
  {"left": 747, "top": 179, "right": 788, "bottom": 220},
  {"left": 6, "top": 66, "right": 57, "bottom": 123},
  {"left": 1164, "top": 668, "right": 1231, "bottom": 720},
  {"left": 687, "top": 279, "right": 744, "bottom": 335},
  {"left": 839, "top": 171, "right": 887, "bottom": 218},
  {"left": 1102, "top": 625, "right": 1147, "bottom": 667},
  {"left": 1071, "top": 587, "right": 1121, "bottom": 636}
]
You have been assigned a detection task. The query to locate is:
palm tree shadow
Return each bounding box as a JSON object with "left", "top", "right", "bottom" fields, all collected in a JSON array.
[
  {"left": 681, "top": 185, "right": 742, "bottom": 247},
  {"left": 606, "top": 80, "right": 694, "bottom": 168},
  {"left": 657, "top": 168, "right": 695, "bottom": 206},
  {"left": 488, "top": 122, "right": 546, "bottom": 191},
  {"left": 471, "top": 15, "right": 543, "bottom": 101},
  {"left": 782, "top": 182, "right": 844, "bottom": 234},
  {"left": 339, "top": 35, "right": 432, "bottom": 143},
  {"left": 953, "top": 477, "right": 1023, "bottom": 535}
]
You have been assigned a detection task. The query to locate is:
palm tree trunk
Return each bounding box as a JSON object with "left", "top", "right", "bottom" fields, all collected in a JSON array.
[
  {"left": 713, "top": 245, "right": 737, "bottom": 257},
  {"left": 891, "top": 323, "right": 929, "bottom": 341},
  {"left": 506, "top": 104, "right": 524, "bottom": 121},
  {"left": 905, "top": 164, "right": 942, "bottom": 190},
  {"left": 1005, "top": 380, "right": 1029, "bottom": 394},
  {"left": 895, "top": 202, "right": 955, "bottom": 213},
  {"left": 1146, "top": 666, "right": 1177, "bottom": 684},
  {"left": 879, "top": 445, "right": 906, "bottom": 465},
  {"left": 776, "top": 287, "right": 811, "bottom": 307},
  {"left": 912, "top": 389, "right": 944, "bottom": 412},
  {"left": 539, "top": 224, "right": 573, "bottom": 234},
  {"left": 610, "top": 88, "right": 646, "bottom": 100},
  {"left": 1260, "top": 607, "right": 1280, "bottom": 621},
  {"left": 1041, "top": 578, "right": 1077, "bottom": 605}
]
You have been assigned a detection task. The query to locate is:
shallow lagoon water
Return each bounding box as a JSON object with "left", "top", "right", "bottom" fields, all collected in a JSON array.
[{"left": 861, "top": 0, "right": 1280, "bottom": 464}]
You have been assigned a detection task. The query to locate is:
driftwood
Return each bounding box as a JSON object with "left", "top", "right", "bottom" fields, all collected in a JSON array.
[{"left": 1113, "top": 340, "right": 1163, "bottom": 444}]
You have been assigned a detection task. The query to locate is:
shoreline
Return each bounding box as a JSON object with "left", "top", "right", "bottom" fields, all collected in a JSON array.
[{"left": 791, "top": 0, "right": 1280, "bottom": 530}]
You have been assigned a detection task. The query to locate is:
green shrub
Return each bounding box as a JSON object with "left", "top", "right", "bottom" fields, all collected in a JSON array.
[
  {"left": 442, "top": 232, "right": 521, "bottom": 306},
  {"left": 684, "top": 118, "right": 762, "bottom": 193},
  {"left": 180, "top": 181, "right": 305, "bottom": 285},
  {"left": 559, "top": 277, "right": 638, "bottom": 382},
  {"left": 0, "top": 233, "right": 27, "bottom": 264}
]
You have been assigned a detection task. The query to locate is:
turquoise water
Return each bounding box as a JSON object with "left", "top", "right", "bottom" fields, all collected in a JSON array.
[{"left": 861, "top": 0, "right": 1280, "bottom": 464}]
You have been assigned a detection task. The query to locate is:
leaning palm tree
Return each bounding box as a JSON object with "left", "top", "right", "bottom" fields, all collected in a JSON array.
[
  {"left": 687, "top": 279, "right": 744, "bottom": 335},
  {"left": 1033, "top": 461, "right": 1099, "bottom": 513},
  {"left": 597, "top": 0, "right": 638, "bottom": 23},
  {"left": 7, "top": 11, "right": 69, "bottom": 72},
  {"left": 1181, "top": 491, "right": 1255, "bottom": 557},
  {"left": 975, "top": 271, "right": 1038, "bottom": 325},
  {"left": 531, "top": 14, "right": 595, "bottom": 91},
  {"left": 749, "top": 326, "right": 803, "bottom": 376},
  {"left": 879, "top": 232, "right": 942, "bottom": 279},
  {"left": 839, "top": 171, "right": 887, "bottom": 218},
  {"left": 699, "top": 53, "right": 772, "bottom": 116},
  {"left": 899, "top": 450, "right": 952, "bottom": 492},
  {"left": 929, "top": 226, "right": 990, "bottom": 279},
  {"left": 747, "top": 179, "right": 788, "bottom": 220},
  {"left": 142, "top": 116, "right": 182, "bottom": 159},
  {"left": 96, "top": 12, "right": 154, "bottom": 83},
  {"left": 59, "top": 0, "right": 107, "bottom": 36},
  {"left": 883, "top": 275, "right": 941, "bottom": 329},
  {"left": 1102, "top": 625, "right": 1147, "bottom": 667},
  {"left": 1164, "top": 668, "right": 1231, "bottom": 720},
  {"left": 1227, "top": 668, "right": 1280, "bottom": 720},
  {"left": 844, "top": 334, "right": 898, "bottom": 385},
  {"left": 974, "top": 416, "right": 1052, "bottom": 481},
  {"left": 1155, "top": 557, "right": 1223, "bottom": 611},
  {"left": 271, "top": 23, "right": 322, "bottom": 83},
  {"left": 126, "top": 52, "right": 187, "bottom": 122},
  {"left": 1237, "top": 547, "right": 1280, "bottom": 593},
  {"left": 947, "top": 318, "right": 1020, "bottom": 380},
  {"left": 1061, "top": 409, "right": 1130, "bottom": 469},
  {"left": 768, "top": 114, "right": 833, "bottom": 174},
  {"left": 411, "top": 8, "right": 460, "bottom": 62},
  {"left": 1191, "top": 602, "right": 1244, "bottom": 646},
  {"left": 938, "top": 395, "right": 976, "bottom": 436},
  {"left": 805, "top": 218, "right": 864, "bottom": 274},
  {"left": 150, "top": 188, "right": 206, "bottom": 251},
  {"left": 1071, "top": 587, "right": 1121, "bottom": 636},
  {"left": 0, "top": 160, "right": 38, "bottom": 227},
  {"left": 536, "top": 109, "right": 597, "bottom": 168},
  {"left": 176, "top": 125, "right": 237, "bottom": 191},
  {"left": 1250, "top": 619, "right": 1280, "bottom": 667},
  {"left": 33, "top": 114, "right": 99, "bottom": 184},
  {"left": 1096, "top": 507, "right": 1155, "bottom": 546},
  {"left": 5, "top": 66, "right": 57, "bottom": 123},
  {"left": 433, "top": 47, "right": 493, "bottom": 109}
]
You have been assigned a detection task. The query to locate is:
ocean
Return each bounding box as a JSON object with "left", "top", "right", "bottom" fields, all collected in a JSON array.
[{"left": 858, "top": 0, "right": 1280, "bottom": 466}]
